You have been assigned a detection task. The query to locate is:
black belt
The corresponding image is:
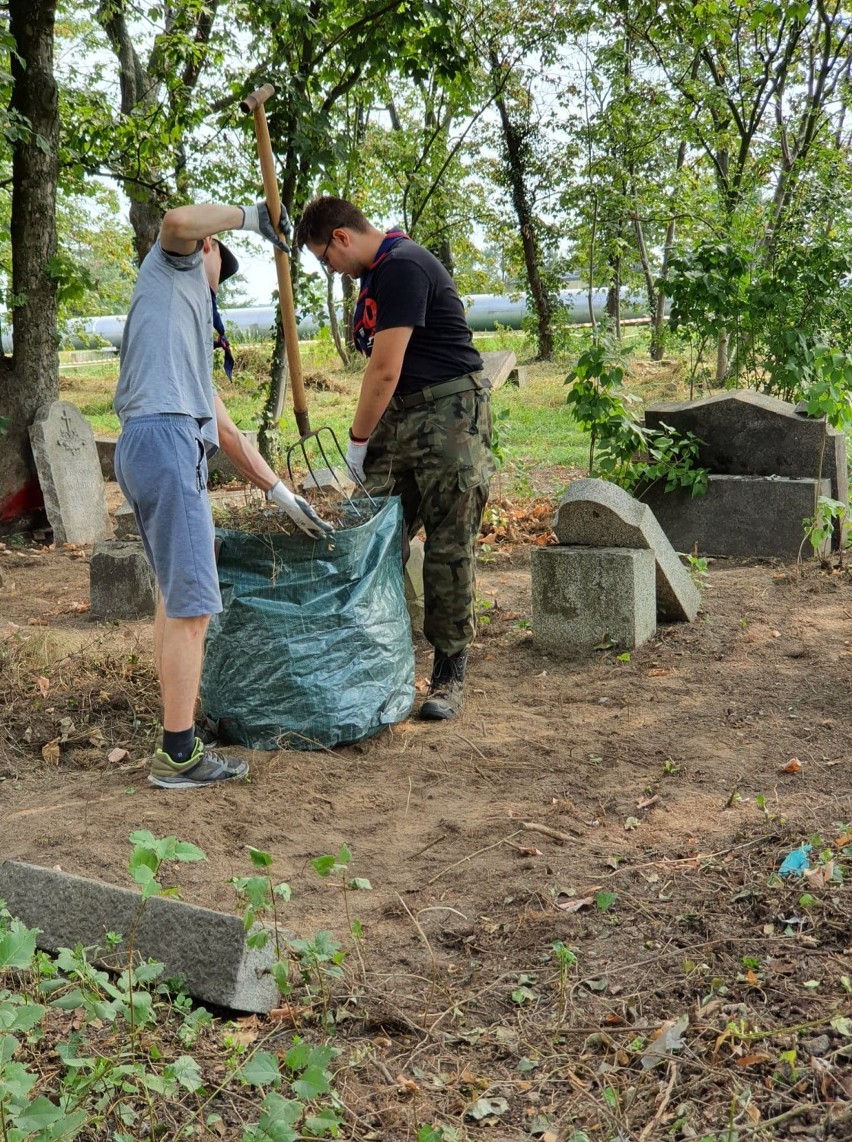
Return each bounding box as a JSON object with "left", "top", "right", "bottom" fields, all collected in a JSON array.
[{"left": 390, "top": 371, "right": 489, "bottom": 410}]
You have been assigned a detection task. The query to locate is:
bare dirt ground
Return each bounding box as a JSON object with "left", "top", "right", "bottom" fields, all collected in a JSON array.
[{"left": 1, "top": 486, "right": 850, "bottom": 1141}]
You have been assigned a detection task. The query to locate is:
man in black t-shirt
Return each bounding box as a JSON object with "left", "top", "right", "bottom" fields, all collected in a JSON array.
[{"left": 296, "top": 196, "right": 496, "bottom": 720}]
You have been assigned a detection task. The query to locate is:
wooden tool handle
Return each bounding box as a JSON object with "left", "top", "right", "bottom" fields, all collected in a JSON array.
[
  {"left": 239, "top": 83, "right": 275, "bottom": 114},
  {"left": 240, "top": 85, "right": 310, "bottom": 436}
]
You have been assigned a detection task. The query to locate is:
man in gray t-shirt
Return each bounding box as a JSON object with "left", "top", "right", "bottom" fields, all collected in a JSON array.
[{"left": 115, "top": 200, "right": 330, "bottom": 790}]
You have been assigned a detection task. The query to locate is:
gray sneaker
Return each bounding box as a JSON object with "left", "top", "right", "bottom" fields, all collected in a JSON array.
[{"left": 148, "top": 738, "right": 249, "bottom": 789}]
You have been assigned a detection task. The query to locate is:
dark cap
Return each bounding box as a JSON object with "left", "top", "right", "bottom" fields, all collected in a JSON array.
[{"left": 216, "top": 239, "right": 239, "bottom": 284}]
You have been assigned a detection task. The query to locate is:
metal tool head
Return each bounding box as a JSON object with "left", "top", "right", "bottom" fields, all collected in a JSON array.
[{"left": 285, "top": 425, "right": 377, "bottom": 518}]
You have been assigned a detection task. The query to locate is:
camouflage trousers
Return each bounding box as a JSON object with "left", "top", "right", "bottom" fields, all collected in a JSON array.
[{"left": 364, "top": 380, "right": 496, "bottom": 657}]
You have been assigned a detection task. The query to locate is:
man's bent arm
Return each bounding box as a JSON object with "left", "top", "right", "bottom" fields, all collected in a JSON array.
[
  {"left": 159, "top": 205, "right": 245, "bottom": 255},
  {"left": 213, "top": 393, "right": 278, "bottom": 491},
  {"left": 351, "top": 326, "right": 413, "bottom": 439}
]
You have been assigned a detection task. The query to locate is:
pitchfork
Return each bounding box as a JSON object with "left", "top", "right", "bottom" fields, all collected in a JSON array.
[{"left": 239, "top": 83, "right": 374, "bottom": 514}]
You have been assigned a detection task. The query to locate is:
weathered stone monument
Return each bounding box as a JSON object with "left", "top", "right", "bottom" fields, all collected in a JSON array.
[
  {"left": 29, "top": 401, "right": 112, "bottom": 545},
  {"left": 531, "top": 479, "right": 700, "bottom": 655},
  {"left": 642, "top": 391, "right": 846, "bottom": 556}
]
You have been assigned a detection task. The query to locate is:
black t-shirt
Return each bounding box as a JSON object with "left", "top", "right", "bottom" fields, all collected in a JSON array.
[{"left": 372, "top": 241, "right": 483, "bottom": 395}]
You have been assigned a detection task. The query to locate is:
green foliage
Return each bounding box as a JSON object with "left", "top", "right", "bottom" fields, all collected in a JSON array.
[
  {"left": 802, "top": 496, "right": 847, "bottom": 560},
  {"left": 565, "top": 344, "right": 707, "bottom": 495},
  {"left": 127, "top": 830, "right": 206, "bottom": 901},
  {"left": 664, "top": 238, "right": 852, "bottom": 403}
]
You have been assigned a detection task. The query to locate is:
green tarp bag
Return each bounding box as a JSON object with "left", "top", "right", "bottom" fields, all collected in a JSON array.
[{"left": 200, "top": 497, "right": 414, "bottom": 750}]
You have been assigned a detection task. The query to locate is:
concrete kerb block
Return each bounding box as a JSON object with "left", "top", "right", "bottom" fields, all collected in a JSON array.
[
  {"left": 531, "top": 545, "right": 656, "bottom": 655},
  {"left": 0, "top": 861, "right": 281, "bottom": 1014},
  {"left": 554, "top": 479, "right": 700, "bottom": 622},
  {"left": 90, "top": 540, "right": 156, "bottom": 620}
]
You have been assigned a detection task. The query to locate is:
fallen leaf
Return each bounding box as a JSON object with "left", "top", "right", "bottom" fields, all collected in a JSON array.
[
  {"left": 28, "top": 617, "right": 48, "bottom": 626},
  {"left": 781, "top": 757, "right": 802, "bottom": 773},
  {"left": 36, "top": 675, "right": 50, "bottom": 697},
  {"left": 735, "top": 1053, "right": 773, "bottom": 1068},
  {"left": 645, "top": 667, "right": 671, "bottom": 677},
  {"left": 394, "top": 1075, "right": 420, "bottom": 1093},
  {"left": 108, "top": 747, "right": 129, "bottom": 764},
  {"left": 556, "top": 896, "right": 594, "bottom": 913},
  {"left": 466, "top": 1097, "right": 509, "bottom": 1120},
  {"left": 641, "top": 1013, "right": 689, "bottom": 1069},
  {"left": 42, "top": 738, "right": 60, "bottom": 764}
]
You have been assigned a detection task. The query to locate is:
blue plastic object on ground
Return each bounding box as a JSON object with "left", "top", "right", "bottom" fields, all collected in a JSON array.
[{"left": 778, "top": 844, "right": 812, "bottom": 876}]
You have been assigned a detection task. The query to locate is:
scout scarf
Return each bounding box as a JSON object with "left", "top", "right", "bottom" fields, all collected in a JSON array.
[
  {"left": 210, "top": 287, "right": 234, "bottom": 381},
  {"left": 353, "top": 229, "right": 410, "bottom": 357}
]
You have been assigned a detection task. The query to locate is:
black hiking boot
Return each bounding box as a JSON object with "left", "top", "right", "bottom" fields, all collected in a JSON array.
[{"left": 419, "top": 651, "right": 467, "bottom": 721}]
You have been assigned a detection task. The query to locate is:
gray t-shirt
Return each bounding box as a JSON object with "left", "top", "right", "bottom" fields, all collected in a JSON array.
[{"left": 114, "top": 241, "right": 219, "bottom": 452}]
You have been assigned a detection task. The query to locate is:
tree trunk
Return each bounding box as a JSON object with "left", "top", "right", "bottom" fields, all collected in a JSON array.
[
  {"left": 491, "top": 56, "right": 553, "bottom": 360},
  {"left": 0, "top": 0, "right": 60, "bottom": 531},
  {"left": 715, "top": 329, "right": 729, "bottom": 385}
]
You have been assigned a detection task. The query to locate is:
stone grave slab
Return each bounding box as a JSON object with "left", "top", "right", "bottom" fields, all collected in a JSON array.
[
  {"left": 644, "top": 390, "right": 848, "bottom": 507},
  {"left": 0, "top": 861, "right": 280, "bottom": 1013},
  {"left": 90, "top": 540, "right": 156, "bottom": 619},
  {"left": 640, "top": 474, "right": 830, "bottom": 558},
  {"left": 114, "top": 499, "right": 139, "bottom": 540},
  {"left": 95, "top": 435, "right": 117, "bottom": 482},
  {"left": 554, "top": 479, "right": 700, "bottom": 622},
  {"left": 29, "top": 401, "right": 112, "bottom": 545},
  {"left": 531, "top": 546, "right": 656, "bottom": 654},
  {"left": 480, "top": 350, "right": 517, "bottom": 390}
]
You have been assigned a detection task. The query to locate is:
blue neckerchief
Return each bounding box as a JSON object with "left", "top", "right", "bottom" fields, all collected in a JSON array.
[
  {"left": 353, "top": 230, "right": 410, "bottom": 357},
  {"left": 210, "top": 287, "right": 234, "bottom": 381}
]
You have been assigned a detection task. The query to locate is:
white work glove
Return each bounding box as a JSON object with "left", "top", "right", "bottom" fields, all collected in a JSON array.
[
  {"left": 345, "top": 437, "right": 369, "bottom": 485},
  {"left": 240, "top": 202, "right": 291, "bottom": 253},
  {"left": 267, "top": 480, "right": 332, "bottom": 538}
]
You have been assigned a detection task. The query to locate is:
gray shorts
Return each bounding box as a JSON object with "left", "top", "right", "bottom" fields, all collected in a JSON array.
[{"left": 114, "top": 414, "right": 222, "bottom": 618}]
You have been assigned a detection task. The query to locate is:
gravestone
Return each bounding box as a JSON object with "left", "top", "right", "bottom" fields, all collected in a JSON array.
[
  {"left": 94, "top": 435, "right": 117, "bottom": 481},
  {"left": 114, "top": 499, "right": 139, "bottom": 540},
  {"left": 90, "top": 540, "right": 157, "bottom": 619},
  {"left": 644, "top": 390, "right": 848, "bottom": 506},
  {"left": 29, "top": 401, "right": 112, "bottom": 545},
  {"left": 0, "top": 861, "right": 280, "bottom": 1013},
  {"left": 531, "top": 545, "right": 656, "bottom": 654},
  {"left": 640, "top": 474, "right": 831, "bottom": 558},
  {"left": 554, "top": 479, "right": 700, "bottom": 622}
]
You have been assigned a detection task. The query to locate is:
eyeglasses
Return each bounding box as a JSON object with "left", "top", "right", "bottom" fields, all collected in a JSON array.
[{"left": 318, "top": 232, "right": 334, "bottom": 269}]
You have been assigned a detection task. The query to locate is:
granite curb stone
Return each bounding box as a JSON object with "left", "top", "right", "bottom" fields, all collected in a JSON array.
[{"left": 0, "top": 861, "right": 280, "bottom": 1013}]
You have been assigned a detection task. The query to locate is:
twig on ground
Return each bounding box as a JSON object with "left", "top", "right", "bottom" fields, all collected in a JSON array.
[
  {"left": 426, "top": 830, "right": 522, "bottom": 885},
  {"left": 407, "top": 834, "right": 447, "bottom": 859},
  {"left": 455, "top": 732, "right": 487, "bottom": 759},
  {"left": 637, "top": 1062, "right": 678, "bottom": 1142},
  {"left": 521, "top": 820, "right": 581, "bottom": 843}
]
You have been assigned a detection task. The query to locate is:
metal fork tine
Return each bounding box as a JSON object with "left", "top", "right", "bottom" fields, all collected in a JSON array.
[{"left": 285, "top": 426, "right": 377, "bottom": 516}]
